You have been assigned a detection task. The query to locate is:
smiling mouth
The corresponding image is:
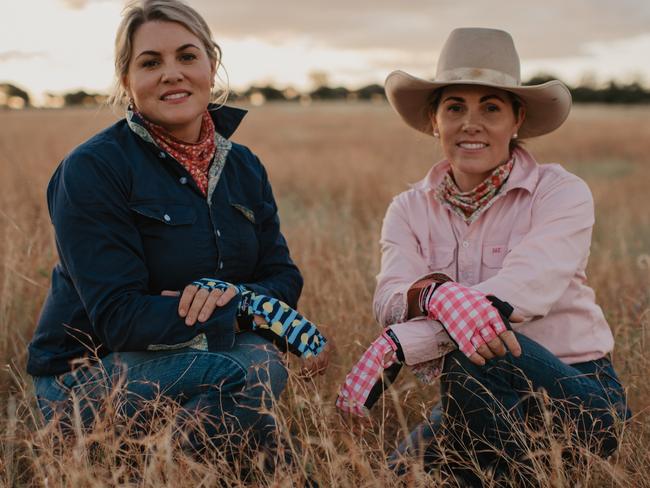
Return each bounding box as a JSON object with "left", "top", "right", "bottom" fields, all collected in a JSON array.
[
  {"left": 457, "top": 142, "right": 488, "bottom": 150},
  {"left": 160, "top": 92, "right": 190, "bottom": 101}
]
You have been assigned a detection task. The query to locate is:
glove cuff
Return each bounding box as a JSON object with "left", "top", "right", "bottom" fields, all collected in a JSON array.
[
  {"left": 382, "top": 328, "right": 405, "bottom": 363},
  {"left": 418, "top": 276, "right": 453, "bottom": 316}
]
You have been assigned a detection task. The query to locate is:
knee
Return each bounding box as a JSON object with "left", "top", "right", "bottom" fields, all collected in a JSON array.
[
  {"left": 245, "top": 343, "right": 288, "bottom": 401},
  {"left": 442, "top": 350, "right": 486, "bottom": 386},
  {"left": 441, "top": 350, "right": 523, "bottom": 412}
]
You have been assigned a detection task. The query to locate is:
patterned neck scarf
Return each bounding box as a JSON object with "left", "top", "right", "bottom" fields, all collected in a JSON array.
[
  {"left": 435, "top": 158, "right": 515, "bottom": 224},
  {"left": 137, "top": 110, "right": 216, "bottom": 196}
]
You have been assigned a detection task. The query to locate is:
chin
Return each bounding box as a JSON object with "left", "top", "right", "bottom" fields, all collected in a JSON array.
[{"left": 157, "top": 109, "right": 202, "bottom": 128}]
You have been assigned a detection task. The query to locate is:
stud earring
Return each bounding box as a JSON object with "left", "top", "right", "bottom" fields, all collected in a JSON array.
[
  {"left": 433, "top": 129, "right": 440, "bottom": 138},
  {"left": 512, "top": 132, "right": 518, "bottom": 139}
]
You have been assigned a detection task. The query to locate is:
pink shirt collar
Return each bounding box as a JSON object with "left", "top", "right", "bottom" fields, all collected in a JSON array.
[{"left": 409, "top": 146, "right": 540, "bottom": 195}]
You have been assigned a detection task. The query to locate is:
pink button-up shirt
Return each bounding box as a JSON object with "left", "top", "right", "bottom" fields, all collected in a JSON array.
[{"left": 375, "top": 147, "right": 614, "bottom": 371}]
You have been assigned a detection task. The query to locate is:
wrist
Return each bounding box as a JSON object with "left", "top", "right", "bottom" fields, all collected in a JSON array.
[{"left": 416, "top": 274, "right": 454, "bottom": 317}]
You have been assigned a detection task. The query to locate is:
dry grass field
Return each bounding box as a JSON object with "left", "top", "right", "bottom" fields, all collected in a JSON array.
[{"left": 0, "top": 102, "right": 649, "bottom": 487}]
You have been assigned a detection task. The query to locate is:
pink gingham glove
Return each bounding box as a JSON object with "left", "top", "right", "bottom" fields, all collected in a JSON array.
[
  {"left": 419, "top": 281, "right": 508, "bottom": 358},
  {"left": 336, "top": 330, "right": 403, "bottom": 417}
]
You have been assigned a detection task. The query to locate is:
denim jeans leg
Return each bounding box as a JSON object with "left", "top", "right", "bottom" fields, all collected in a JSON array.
[
  {"left": 430, "top": 332, "right": 627, "bottom": 482},
  {"left": 178, "top": 331, "right": 288, "bottom": 452},
  {"left": 32, "top": 331, "right": 288, "bottom": 454},
  {"left": 388, "top": 401, "right": 443, "bottom": 474}
]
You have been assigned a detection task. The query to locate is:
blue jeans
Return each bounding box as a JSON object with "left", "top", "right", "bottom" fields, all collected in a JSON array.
[
  {"left": 391, "top": 333, "right": 629, "bottom": 482},
  {"left": 32, "top": 331, "right": 288, "bottom": 453}
]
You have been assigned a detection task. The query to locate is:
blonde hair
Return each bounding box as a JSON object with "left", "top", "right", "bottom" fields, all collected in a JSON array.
[{"left": 109, "top": 0, "right": 228, "bottom": 106}]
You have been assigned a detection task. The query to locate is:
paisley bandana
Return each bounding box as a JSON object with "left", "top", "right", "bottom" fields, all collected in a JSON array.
[
  {"left": 137, "top": 110, "right": 216, "bottom": 196},
  {"left": 435, "top": 158, "right": 514, "bottom": 223}
]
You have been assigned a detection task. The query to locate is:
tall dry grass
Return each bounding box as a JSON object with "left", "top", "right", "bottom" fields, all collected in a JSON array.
[{"left": 0, "top": 103, "right": 649, "bottom": 486}]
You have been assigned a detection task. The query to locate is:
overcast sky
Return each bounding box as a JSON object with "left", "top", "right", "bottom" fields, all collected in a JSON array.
[{"left": 2, "top": 0, "right": 649, "bottom": 104}]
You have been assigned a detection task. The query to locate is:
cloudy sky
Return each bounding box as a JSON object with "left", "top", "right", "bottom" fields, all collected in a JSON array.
[{"left": 2, "top": 0, "right": 650, "bottom": 104}]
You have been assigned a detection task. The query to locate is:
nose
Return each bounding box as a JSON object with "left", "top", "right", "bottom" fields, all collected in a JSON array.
[
  {"left": 461, "top": 108, "right": 483, "bottom": 134},
  {"left": 161, "top": 64, "right": 183, "bottom": 83}
]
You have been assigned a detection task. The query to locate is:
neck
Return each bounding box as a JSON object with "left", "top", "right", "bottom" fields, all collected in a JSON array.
[
  {"left": 451, "top": 155, "right": 513, "bottom": 192},
  {"left": 165, "top": 117, "right": 204, "bottom": 143},
  {"left": 134, "top": 108, "right": 206, "bottom": 143},
  {"left": 451, "top": 171, "right": 489, "bottom": 192}
]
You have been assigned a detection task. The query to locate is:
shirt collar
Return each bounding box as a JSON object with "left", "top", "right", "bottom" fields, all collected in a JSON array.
[
  {"left": 409, "top": 146, "right": 540, "bottom": 195},
  {"left": 207, "top": 103, "right": 247, "bottom": 139},
  {"left": 127, "top": 103, "right": 247, "bottom": 142}
]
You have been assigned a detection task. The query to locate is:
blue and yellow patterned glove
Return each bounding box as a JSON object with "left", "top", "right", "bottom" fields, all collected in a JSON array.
[{"left": 192, "top": 278, "right": 328, "bottom": 359}]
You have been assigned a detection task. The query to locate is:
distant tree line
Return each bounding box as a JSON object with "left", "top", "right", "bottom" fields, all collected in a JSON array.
[
  {"left": 525, "top": 74, "right": 650, "bottom": 104},
  {"left": 0, "top": 83, "right": 31, "bottom": 108},
  {"left": 2, "top": 76, "right": 650, "bottom": 109},
  {"left": 226, "top": 83, "right": 386, "bottom": 104}
]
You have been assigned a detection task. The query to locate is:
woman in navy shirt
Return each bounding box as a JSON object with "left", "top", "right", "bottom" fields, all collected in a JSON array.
[{"left": 28, "top": 0, "right": 330, "bottom": 459}]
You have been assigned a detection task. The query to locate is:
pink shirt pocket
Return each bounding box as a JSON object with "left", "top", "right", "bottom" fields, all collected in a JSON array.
[
  {"left": 481, "top": 242, "right": 508, "bottom": 280},
  {"left": 428, "top": 245, "right": 456, "bottom": 278}
]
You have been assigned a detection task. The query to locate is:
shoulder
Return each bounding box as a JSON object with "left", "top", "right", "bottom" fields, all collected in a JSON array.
[
  {"left": 51, "top": 120, "right": 137, "bottom": 198},
  {"left": 381, "top": 187, "right": 430, "bottom": 236},
  {"left": 225, "top": 141, "right": 269, "bottom": 183},
  {"left": 228, "top": 142, "right": 263, "bottom": 167},
  {"left": 535, "top": 163, "right": 593, "bottom": 204},
  {"left": 386, "top": 185, "right": 430, "bottom": 218},
  {"left": 62, "top": 120, "right": 135, "bottom": 172}
]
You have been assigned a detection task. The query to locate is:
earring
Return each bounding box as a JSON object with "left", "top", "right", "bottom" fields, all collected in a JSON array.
[
  {"left": 512, "top": 133, "right": 518, "bottom": 139},
  {"left": 433, "top": 129, "right": 440, "bottom": 138}
]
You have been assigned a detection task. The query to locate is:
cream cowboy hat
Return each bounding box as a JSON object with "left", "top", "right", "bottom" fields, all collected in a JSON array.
[{"left": 385, "top": 27, "right": 572, "bottom": 138}]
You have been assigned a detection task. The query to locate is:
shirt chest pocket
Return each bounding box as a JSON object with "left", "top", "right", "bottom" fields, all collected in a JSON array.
[
  {"left": 481, "top": 243, "right": 508, "bottom": 280},
  {"left": 130, "top": 202, "right": 205, "bottom": 278},
  {"left": 480, "top": 231, "right": 526, "bottom": 280},
  {"left": 131, "top": 203, "right": 196, "bottom": 235},
  {"left": 131, "top": 203, "right": 197, "bottom": 228},
  {"left": 427, "top": 245, "right": 456, "bottom": 278},
  {"left": 218, "top": 202, "right": 261, "bottom": 276},
  {"left": 130, "top": 203, "right": 198, "bottom": 253}
]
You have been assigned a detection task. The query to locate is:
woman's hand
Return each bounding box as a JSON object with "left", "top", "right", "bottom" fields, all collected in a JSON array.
[
  {"left": 470, "top": 315, "right": 523, "bottom": 366},
  {"left": 300, "top": 337, "right": 334, "bottom": 377},
  {"left": 420, "top": 281, "right": 522, "bottom": 365},
  {"left": 161, "top": 283, "right": 239, "bottom": 326},
  {"left": 336, "top": 330, "right": 403, "bottom": 417}
]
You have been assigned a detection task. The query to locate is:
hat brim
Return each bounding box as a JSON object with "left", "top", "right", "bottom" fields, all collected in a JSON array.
[{"left": 385, "top": 70, "right": 572, "bottom": 138}]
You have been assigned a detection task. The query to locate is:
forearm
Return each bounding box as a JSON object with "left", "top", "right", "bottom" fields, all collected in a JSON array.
[
  {"left": 89, "top": 292, "right": 237, "bottom": 351},
  {"left": 241, "top": 263, "right": 303, "bottom": 308}
]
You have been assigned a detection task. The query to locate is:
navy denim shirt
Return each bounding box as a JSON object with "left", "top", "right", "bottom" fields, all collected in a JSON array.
[{"left": 27, "top": 105, "right": 303, "bottom": 376}]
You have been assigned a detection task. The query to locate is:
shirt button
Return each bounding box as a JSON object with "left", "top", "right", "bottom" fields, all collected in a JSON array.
[
  {"left": 462, "top": 240, "right": 469, "bottom": 248},
  {"left": 179, "top": 176, "right": 188, "bottom": 184},
  {"left": 158, "top": 151, "right": 166, "bottom": 158},
  {"left": 216, "top": 229, "right": 221, "bottom": 237},
  {"left": 163, "top": 214, "right": 171, "bottom": 222},
  {"left": 219, "top": 261, "right": 224, "bottom": 269}
]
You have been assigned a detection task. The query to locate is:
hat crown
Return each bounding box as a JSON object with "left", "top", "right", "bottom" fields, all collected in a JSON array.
[{"left": 436, "top": 28, "right": 521, "bottom": 86}]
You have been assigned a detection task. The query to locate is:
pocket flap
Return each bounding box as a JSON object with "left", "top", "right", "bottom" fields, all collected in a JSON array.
[
  {"left": 429, "top": 246, "right": 455, "bottom": 271},
  {"left": 130, "top": 203, "right": 196, "bottom": 225},
  {"left": 230, "top": 203, "right": 256, "bottom": 224},
  {"left": 482, "top": 243, "right": 508, "bottom": 268}
]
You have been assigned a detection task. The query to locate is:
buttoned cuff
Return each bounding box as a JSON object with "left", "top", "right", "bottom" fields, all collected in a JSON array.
[{"left": 388, "top": 319, "right": 455, "bottom": 365}]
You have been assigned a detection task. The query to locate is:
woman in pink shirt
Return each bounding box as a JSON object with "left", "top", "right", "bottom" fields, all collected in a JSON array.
[{"left": 336, "top": 28, "right": 630, "bottom": 483}]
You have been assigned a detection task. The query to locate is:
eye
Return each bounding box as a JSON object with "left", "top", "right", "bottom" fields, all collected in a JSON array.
[
  {"left": 180, "top": 52, "right": 197, "bottom": 62},
  {"left": 446, "top": 103, "right": 463, "bottom": 113},
  {"left": 485, "top": 103, "right": 501, "bottom": 113},
  {"left": 141, "top": 58, "right": 159, "bottom": 69}
]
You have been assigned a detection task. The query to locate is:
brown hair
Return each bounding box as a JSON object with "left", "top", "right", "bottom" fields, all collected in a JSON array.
[{"left": 109, "top": 0, "right": 228, "bottom": 106}]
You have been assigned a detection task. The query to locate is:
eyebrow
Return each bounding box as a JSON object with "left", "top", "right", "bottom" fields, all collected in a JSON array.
[
  {"left": 135, "top": 43, "right": 201, "bottom": 60},
  {"left": 442, "top": 94, "right": 506, "bottom": 103}
]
